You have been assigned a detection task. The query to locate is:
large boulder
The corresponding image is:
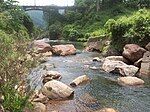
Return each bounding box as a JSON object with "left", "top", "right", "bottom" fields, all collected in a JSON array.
[
  {"left": 70, "top": 75, "right": 90, "bottom": 87},
  {"left": 42, "top": 80, "right": 74, "bottom": 100},
  {"left": 102, "top": 59, "right": 139, "bottom": 76},
  {"left": 95, "top": 108, "right": 118, "bottom": 112},
  {"left": 122, "top": 44, "right": 146, "bottom": 63},
  {"left": 117, "top": 76, "right": 144, "bottom": 86},
  {"left": 33, "top": 40, "right": 52, "bottom": 53},
  {"left": 145, "top": 42, "right": 150, "bottom": 51},
  {"left": 140, "top": 51, "right": 150, "bottom": 77},
  {"left": 52, "top": 44, "right": 76, "bottom": 56}
]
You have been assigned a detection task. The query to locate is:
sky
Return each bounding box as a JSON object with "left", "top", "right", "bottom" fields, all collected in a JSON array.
[{"left": 15, "top": 0, "right": 75, "bottom": 6}]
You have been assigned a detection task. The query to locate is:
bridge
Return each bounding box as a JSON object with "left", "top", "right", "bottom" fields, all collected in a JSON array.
[{"left": 22, "top": 5, "right": 86, "bottom": 13}]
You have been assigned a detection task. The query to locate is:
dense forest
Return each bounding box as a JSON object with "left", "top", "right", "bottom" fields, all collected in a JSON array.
[
  {"left": 0, "top": 0, "right": 150, "bottom": 111},
  {"left": 44, "top": 0, "right": 150, "bottom": 51}
]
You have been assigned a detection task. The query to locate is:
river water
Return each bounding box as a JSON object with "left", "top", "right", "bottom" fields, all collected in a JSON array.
[{"left": 28, "top": 41, "right": 150, "bottom": 112}]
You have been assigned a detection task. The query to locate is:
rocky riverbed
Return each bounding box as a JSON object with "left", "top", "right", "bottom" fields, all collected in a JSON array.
[{"left": 27, "top": 40, "right": 150, "bottom": 112}]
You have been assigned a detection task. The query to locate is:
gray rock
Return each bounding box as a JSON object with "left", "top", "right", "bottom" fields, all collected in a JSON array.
[
  {"left": 117, "top": 76, "right": 144, "bottom": 86},
  {"left": 102, "top": 59, "right": 139, "bottom": 76},
  {"left": 42, "top": 80, "right": 74, "bottom": 100},
  {"left": 70, "top": 75, "right": 90, "bottom": 87}
]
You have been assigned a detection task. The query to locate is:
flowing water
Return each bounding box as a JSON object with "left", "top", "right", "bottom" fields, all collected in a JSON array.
[{"left": 28, "top": 41, "right": 150, "bottom": 112}]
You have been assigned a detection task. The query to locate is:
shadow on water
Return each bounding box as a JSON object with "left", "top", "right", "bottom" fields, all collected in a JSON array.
[{"left": 28, "top": 41, "right": 150, "bottom": 112}]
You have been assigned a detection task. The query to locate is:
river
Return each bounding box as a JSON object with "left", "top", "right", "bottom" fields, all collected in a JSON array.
[{"left": 28, "top": 41, "right": 150, "bottom": 112}]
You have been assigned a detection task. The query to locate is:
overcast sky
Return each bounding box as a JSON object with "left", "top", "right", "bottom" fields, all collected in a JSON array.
[{"left": 15, "top": 0, "right": 74, "bottom": 6}]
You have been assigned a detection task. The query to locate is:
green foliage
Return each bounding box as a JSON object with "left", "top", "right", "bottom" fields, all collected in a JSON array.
[
  {"left": 48, "top": 22, "right": 62, "bottom": 40},
  {"left": 62, "top": 24, "right": 83, "bottom": 41},
  {"left": 65, "top": 11, "right": 82, "bottom": 23},
  {"left": 1, "top": 83, "right": 31, "bottom": 112},
  {"left": 0, "top": 1, "right": 35, "bottom": 111},
  {"left": 105, "top": 9, "right": 150, "bottom": 50}
]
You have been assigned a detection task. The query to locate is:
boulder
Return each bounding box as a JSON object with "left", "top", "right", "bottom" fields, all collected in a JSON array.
[
  {"left": 52, "top": 44, "right": 76, "bottom": 56},
  {"left": 33, "top": 40, "right": 52, "bottom": 53},
  {"left": 42, "top": 80, "right": 74, "bottom": 100},
  {"left": 145, "top": 42, "right": 150, "bottom": 51},
  {"left": 111, "top": 65, "right": 139, "bottom": 76},
  {"left": 122, "top": 44, "right": 146, "bottom": 63},
  {"left": 33, "top": 102, "right": 46, "bottom": 112},
  {"left": 70, "top": 75, "right": 90, "bottom": 87},
  {"left": 95, "top": 108, "right": 118, "bottom": 112},
  {"left": 102, "top": 59, "right": 139, "bottom": 76},
  {"left": 140, "top": 51, "right": 150, "bottom": 77},
  {"left": 105, "top": 56, "right": 130, "bottom": 64},
  {"left": 42, "top": 71, "right": 62, "bottom": 84},
  {"left": 117, "top": 76, "right": 144, "bottom": 86}
]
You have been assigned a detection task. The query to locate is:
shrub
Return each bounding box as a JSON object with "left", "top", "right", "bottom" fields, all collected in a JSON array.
[
  {"left": 62, "top": 24, "right": 83, "bottom": 41},
  {"left": 105, "top": 9, "right": 150, "bottom": 51},
  {"left": 48, "top": 22, "right": 62, "bottom": 40}
]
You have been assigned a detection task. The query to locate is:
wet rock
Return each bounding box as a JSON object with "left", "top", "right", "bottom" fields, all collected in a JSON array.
[
  {"left": 52, "top": 44, "right": 76, "bottom": 56},
  {"left": 42, "top": 80, "right": 74, "bottom": 100},
  {"left": 140, "top": 51, "right": 150, "bottom": 77},
  {"left": 117, "top": 76, "right": 144, "bottom": 86},
  {"left": 122, "top": 44, "right": 146, "bottom": 63},
  {"left": 102, "top": 60, "right": 139, "bottom": 76},
  {"left": 145, "top": 42, "right": 150, "bottom": 51},
  {"left": 42, "top": 71, "right": 62, "bottom": 84},
  {"left": 33, "top": 102, "right": 46, "bottom": 112},
  {"left": 105, "top": 56, "right": 130, "bottom": 64},
  {"left": 70, "top": 75, "right": 90, "bottom": 87},
  {"left": 95, "top": 108, "right": 118, "bottom": 112},
  {"left": 33, "top": 40, "right": 52, "bottom": 53}
]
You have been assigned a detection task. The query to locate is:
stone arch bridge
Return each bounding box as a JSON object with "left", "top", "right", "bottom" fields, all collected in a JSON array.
[{"left": 22, "top": 5, "right": 85, "bottom": 14}]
